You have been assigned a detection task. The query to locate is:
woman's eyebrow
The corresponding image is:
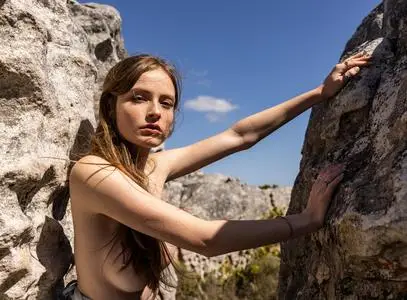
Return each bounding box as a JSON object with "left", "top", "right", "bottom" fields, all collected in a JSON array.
[
  {"left": 131, "top": 88, "right": 175, "bottom": 101},
  {"left": 130, "top": 88, "right": 153, "bottom": 96},
  {"left": 160, "top": 94, "right": 176, "bottom": 102}
]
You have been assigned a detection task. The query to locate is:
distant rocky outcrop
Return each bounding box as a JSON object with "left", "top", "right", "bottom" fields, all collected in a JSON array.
[
  {"left": 279, "top": 2, "right": 407, "bottom": 299},
  {"left": 0, "top": 0, "right": 125, "bottom": 298},
  {"left": 164, "top": 171, "right": 290, "bottom": 221}
]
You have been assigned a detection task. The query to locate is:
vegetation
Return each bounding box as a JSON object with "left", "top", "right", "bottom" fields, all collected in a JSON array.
[
  {"left": 176, "top": 206, "right": 283, "bottom": 299},
  {"left": 258, "top": 184, "right": 279, "bottom": 190},
  {"left": 261, "top": 206, "right": 284, "bottom": 219},
  {"left": 176, "top": 244, "right": 281, "bottom": 300}
]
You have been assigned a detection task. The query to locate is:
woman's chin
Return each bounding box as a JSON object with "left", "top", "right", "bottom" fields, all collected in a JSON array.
[{"left": 133, "top": 137, "right": 165, "bottom": 150}]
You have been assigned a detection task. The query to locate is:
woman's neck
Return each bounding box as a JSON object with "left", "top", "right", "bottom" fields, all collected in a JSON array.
[{"left": 130, "top": 145, "right": 150, "bottom": 172}]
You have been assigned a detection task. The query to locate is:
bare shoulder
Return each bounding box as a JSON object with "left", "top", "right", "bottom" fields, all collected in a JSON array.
[
  {"left": 69, "top": 155, "right": 117, "bottom": 186},
  {"left": 69, "top": 155, "right": 121, "bottom": 209},
  {"left": 69, "top": 154, "right": 152, "bottom": 209},
  {"left": 71, "top": 154, "right": 114, "bottom": 175}
]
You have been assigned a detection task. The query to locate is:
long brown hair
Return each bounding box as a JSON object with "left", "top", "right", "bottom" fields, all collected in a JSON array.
[{"left": 89, "top": 54, "right": 182, "bottom": 296}]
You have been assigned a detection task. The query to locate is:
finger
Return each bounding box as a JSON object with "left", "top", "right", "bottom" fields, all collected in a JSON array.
[
  {"left": 350, "top": 57, "right": 371, "bottom": 64},
  {"left": 344, "top": 52, "right": 371, "bottom": 61},
  {"left": 325, "top": 169, "right": 344, "bottom": 183},
  {"left": 327, "top": 163, "right": 345, "bottom": 176},
  {"left": 344, "top": 66, "right": 360, "bottom": 77},
  {"left": 341, "top": 56, "right": 371, "bottom": 68},
  {"left": 318, "top": 164, "right": 344, "bottom": 182},
  {"left": 345, "top": 52, "right": 365, "bottom": 60},
  {"left": 345, "top": 60, "right": 370, "bottom": 68},
  {"left": 336, "top": 60, "right": 370, "bottom": 72},
  {"left": 326, "top": 173, "right": 344, "bottom": 195},
  {"left": 353, "top": 54, "right": 371, "bottom": 60},
  {"left": 321, "top": 163, "right": 344, "bottom": 174},
  {"left": 318, "top": 164, "right": 340, "bottom": 177}
]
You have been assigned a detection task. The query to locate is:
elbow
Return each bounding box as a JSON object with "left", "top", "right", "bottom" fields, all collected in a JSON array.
[
  {"left": 195, "top": 221, "right": 223, "bottom": 258},
  {"left": 229, "top": 127, "right": 258, "bottom": 151},
  {"left": 241, "top": 133, "right": 258, "bottom": 149},
  {"left": 238, "top": 133, "right": 258, "bottom": 150}
]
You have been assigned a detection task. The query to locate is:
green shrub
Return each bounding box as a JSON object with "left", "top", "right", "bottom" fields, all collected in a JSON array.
[
  {"left": 261, "top": 207, "right": 284, "bottom": 219},
  {"left": 259, "top": 184, "right": 278, "bottom": 190},
  {"left": 176, "top": 245, "right": 280, "bottom": 299}
]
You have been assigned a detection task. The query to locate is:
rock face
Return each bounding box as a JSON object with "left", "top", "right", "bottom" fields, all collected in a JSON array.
[
  {"left": 0, "top": 0, "right": 125, "bottom": 298},
  {"left": 164, "top": 171, "right": 291, "bottom": 280},
  {"left": 279, "top": 2, "right": 407, "bottom": 299}
]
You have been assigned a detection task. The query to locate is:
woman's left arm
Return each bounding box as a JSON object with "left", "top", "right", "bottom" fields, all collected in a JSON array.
[
  {"left": 232, "top": 86, "right": 323, "bottom": 146},
  {"left": 232, "top": 52, "right": 371, "bottom": 144},
  {"left": 159, "top": 53, "right": 371, "bottom": 181}
]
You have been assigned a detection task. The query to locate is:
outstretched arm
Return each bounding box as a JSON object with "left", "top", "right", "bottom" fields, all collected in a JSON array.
[
  {"left": 70, "top": 156, "right": 344, "bottom": 257},
  {"left": 233, "top": 52, "right": 370, "bottom": 144},
  {"left": 159, "top": 53, "right": 370, "bottom": 181},
  {"left": 232, "top": 86, "right": 324, "bottom": 146}
]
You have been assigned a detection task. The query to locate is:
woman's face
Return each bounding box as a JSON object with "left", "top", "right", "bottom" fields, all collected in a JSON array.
[{"left": 116, "top": 68, "right": 176, "bottom": 150}]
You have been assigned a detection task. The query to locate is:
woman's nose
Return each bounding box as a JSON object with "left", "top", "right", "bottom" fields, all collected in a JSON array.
[{"left": 146, "top": 101, "right": 161, "bottom": 121}]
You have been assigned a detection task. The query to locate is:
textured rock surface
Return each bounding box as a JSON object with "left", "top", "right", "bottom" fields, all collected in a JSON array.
[
  {"left": 279, "top": 2, "right": 407, "bottom": 299},
  {"left": 0, "top": 0, "right": 125, "bottom": 298},
  {"left": 164, "top": 171, "right": 291, "bottom": 279}
]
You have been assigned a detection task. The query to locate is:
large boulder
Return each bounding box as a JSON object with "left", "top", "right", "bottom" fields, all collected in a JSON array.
[
  {"left": 279, "top": 1, "right": 407, "bottom": 299},
  {"left": 0, "top": 0, "right": 125, "bottom": 298}
]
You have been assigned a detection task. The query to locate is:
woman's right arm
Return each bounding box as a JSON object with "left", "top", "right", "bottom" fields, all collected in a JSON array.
[{"left": 70, "top": 156, "right": 343, "bottom": 257}]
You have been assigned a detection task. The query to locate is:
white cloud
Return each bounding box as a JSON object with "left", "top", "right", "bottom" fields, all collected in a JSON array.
[{"left": 184, "top": 96, "right": 238, "bottom": 113}]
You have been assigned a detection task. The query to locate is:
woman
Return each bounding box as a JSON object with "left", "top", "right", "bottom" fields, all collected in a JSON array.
[{"left": 64, "top": 53, "right": 370, "bottom": 299}]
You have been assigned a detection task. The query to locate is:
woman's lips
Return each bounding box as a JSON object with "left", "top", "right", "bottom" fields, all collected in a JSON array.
[
  {"left": 141, "top": 124, "right": 162, "bottom": 131},
  {"left": 140, "top": 128, "right": 162, "bottom": 135}
]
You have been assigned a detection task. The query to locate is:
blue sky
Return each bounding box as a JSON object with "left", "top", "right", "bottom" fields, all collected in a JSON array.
[{"left": 81, "top": 0, "right": 381, "bottom": 186}]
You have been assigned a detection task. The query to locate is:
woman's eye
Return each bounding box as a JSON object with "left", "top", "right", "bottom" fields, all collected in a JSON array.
[
  {"left": 133, "top": 94, "right": 146, "bottom": 101},
  {"left": 161, "top": 101, "right": 174, "bottom": 109}
]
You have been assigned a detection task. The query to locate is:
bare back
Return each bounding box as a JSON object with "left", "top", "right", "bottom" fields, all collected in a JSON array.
[{"left": 70, "top": 154, "right": 175, "bottom": 300}]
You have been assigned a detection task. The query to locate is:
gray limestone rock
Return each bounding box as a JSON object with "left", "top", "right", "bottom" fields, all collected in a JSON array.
[
  {"left": 164, "top": 171, "right": 290, "bottom": 221},
  {"left": 0, "top": 0, "right": 125, "bottom": 298},
  {"left": 279, "top": 2, "right": 407, "bottom": 299}
]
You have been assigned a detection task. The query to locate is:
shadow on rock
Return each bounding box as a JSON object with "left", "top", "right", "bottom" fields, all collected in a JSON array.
[
  {"left": 51, "top": 119, "right": 94, "bottom": 220},
  {"left": 36, "top": 216, "right": 73, "bottom": 299}
]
